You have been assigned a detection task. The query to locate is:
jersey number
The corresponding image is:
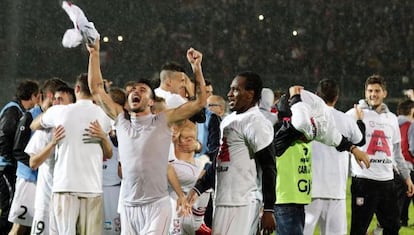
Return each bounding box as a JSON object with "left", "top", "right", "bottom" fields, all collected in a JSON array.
[
  {"left": 217, "top": 137, "right": 230, "bottom": 162},
  {"left": 32, "top": 220, "right": 45, "bottom": 234},
  {"left": 17, "top": 205, "right": 27, "bottom": 219}
]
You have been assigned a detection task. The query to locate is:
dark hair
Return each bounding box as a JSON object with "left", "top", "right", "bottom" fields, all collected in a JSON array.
[
  {"left": 237, "top": 71, "right": 262, "bottom": 103},
  {"left": 161, "top": 61, "right": 186, "bottom": 73},
  {"left": 273, "top": 88, "right": 285, "bottom": 101},
  {"left": 124, "top": 80, "right": 137, "bottom": 90},
  {"left": 136, "top": 79, "right": 156, "bottom": 99},
  {"left": 365, "top": 74, "right": 386, "bottom": 91},
  {"left": 56, "top": 86, "right": 76, "bottom": 103},
  {"left": 42, "top": 78, "right": 68, "bottom": 99},
  {"left": 397, "top": 99, "right": 414, "bottom": 116},
  {"left": 151, "top": 78, "right": 161, "bottom": 88},
  {"left": 16, "top": 80, "right": 39, "bottom": 101},
  {"left": 76, "top": 73, "right": 92, "bottom": 97},
  {"left": 109, "top": 87, "right": 127, "bottom": 106},
  {"left": 316, "top": 79, "right": 339, "bottom": 103}
]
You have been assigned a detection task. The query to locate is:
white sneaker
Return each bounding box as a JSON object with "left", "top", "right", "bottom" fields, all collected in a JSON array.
[{"left": 371, "top": 226, "right": 383, "bottom": 235}]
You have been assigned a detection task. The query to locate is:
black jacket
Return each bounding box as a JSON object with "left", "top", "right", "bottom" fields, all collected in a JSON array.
[
  {"left": 13, "top": 112, "right": 33, "bottom": 167},
  {"left": 0, "top": 101, "right": 25, "bottom": 167}
]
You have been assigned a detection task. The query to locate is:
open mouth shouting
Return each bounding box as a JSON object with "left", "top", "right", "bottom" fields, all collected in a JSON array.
[{"left": 129, "top": 93, "right": 142, "bottom": 108}]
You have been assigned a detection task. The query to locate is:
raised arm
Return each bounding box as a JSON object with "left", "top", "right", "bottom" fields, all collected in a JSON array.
[
  {"left": 165, "top": 48, "right": 207, "bottom": 124},
  {"left": 87, "top": 40, "right": 123, "bottom": 119}
]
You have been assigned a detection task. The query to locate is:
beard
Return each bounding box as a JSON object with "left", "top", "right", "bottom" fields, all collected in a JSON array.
[{"left": 129, "top": 104, "right": 146, "bottom": 113}]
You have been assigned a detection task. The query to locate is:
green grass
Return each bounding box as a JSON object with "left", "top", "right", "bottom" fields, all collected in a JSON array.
[{"left": 312, "top": 177, "right": 414, "bottom": 235}]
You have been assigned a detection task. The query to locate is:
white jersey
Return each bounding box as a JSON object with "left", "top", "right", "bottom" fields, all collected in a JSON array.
[
  {"left": 40, "top": 100, "right": 111, "bottom": 193},
  {"left": 103, "top": 139, "right": 121, "bottom": 235},
  {"left": 26, "top": 129, "right": 55, "bottom": 235},
  {"left": 346, "top": 107, "right": 400, "bottom": 181},
  {"left": 168, "top": 159, "right": 208, "bottom": 234},
  {"left": 215, "top": 106, "right": 273, "bottom": 206},
  {"left": 292, "top": 90, "right": 342, "bottom": 147},
  {"left": 168, "top": 159, "right": 202, "bottom": 198},
  {"left": 103, "top": 140, "right": 121, "bottom": 186},
  {"left": 115, "top": 112, "right": 171, "bottom": 206},
  {"left": 25, "top": 129, "right": 55, "bottom": 211},
  {"left": 311, "top": 107, "right": 362, "bottom": 199}
]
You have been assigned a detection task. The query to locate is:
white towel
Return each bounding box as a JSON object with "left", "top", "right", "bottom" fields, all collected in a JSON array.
[{"left": 61, "top": 1, "right": 99, "bottom": 48}]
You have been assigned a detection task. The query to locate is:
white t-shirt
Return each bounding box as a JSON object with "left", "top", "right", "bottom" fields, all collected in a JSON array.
[
  {"left": 40, "top": 100, "right": 111, "bottom": 193},
  {"left": 115, "top": 112, "right": 172, "bottom": 205},
  {"left": 103, "top": 139, "right": 121, "bottom": 186},
  {"left": 311, "top": 107, "right": 362, "bottom": 199},
  {"left": 25, "top": 129, "right": 54, "bottom": 210},
  {"left": 346, "top": 107, "right": 400, "bottom": 181},
  {"left": 168, "top": 159, "right": 202, "bottom": 199},
  {"left": 215, "top": 106, "right": 273, "bottom": 206}
]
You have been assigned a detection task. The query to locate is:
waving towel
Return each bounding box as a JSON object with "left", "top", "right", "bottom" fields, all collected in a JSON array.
[{"left": 61, "top": 1, "right": 99, "bottom": 48}]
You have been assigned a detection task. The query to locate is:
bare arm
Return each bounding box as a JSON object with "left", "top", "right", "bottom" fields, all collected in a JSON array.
[
  {"left": 101, "top": 136, "right": 112, "bottom": 160},
  {"left": 87, "top": 40, "right": 123, "bottom": 119},
  {"left": 83, "top": 120, "right": 113, "bottom": 159},
  {"left": 30, "top": 126, "right": 65, "bottom": 169},
  {"left": 184, "top": 74, "right": 195, "bottom": 98},
  {"left": 167, "top": 164, "right": 191, "bottom": 216},
  {"left": 30, "top": 114, "right": 43, "bottom": 131},
  {"left": 165, "top": 48, "right": 207, "bottom": 124}
]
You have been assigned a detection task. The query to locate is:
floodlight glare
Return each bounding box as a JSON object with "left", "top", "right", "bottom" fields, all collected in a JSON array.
[{"left": 258, "top": 15, "right": 265, "bottom": 21}]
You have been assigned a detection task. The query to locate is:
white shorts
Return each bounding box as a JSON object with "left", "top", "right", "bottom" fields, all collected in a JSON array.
[
  {"left": 303, "top": 198, "right": 347, "bottom": 235},
  {"left": 117, "top": 180, "right": 124, "bottom": 214},
  {"left": 31, "top": 208, "right": 49, "bottom": 235},
  {"left": 49, "top": 192, "right": 103, "bottom": 235},
  {"left": 120, "top": 196, "right": 172, "bottom": 235},
  {"left": 103, "top": 184, "right": 121, "bottom": 235},
  {"left": 212, "top": 199, "right": 260, "bottom": 235},
  {"left": 8, "top": 177, "right": 36, "bottom": 226}
]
